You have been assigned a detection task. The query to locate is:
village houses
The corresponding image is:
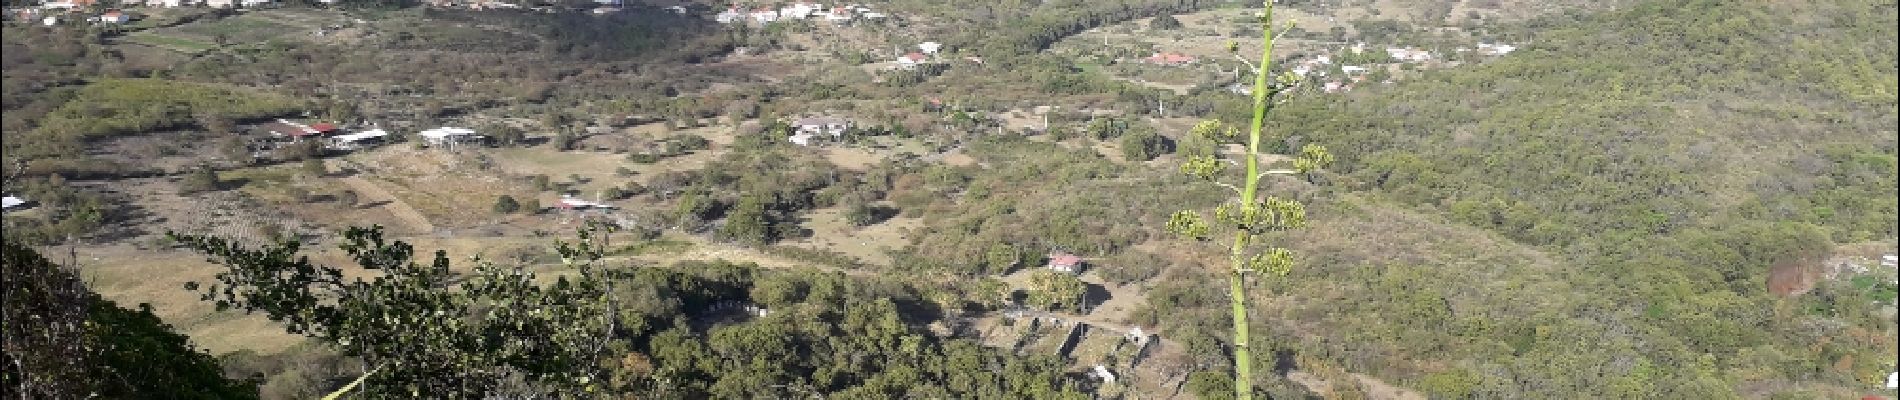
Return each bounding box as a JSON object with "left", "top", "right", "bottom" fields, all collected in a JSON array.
[{"left": 788, "top": 117, "right": 850, "bottom": 146}]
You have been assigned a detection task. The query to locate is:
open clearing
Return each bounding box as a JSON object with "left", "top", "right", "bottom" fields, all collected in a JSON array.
[{"left": 781, "top": 203, "right": 920, "bottom": 266}]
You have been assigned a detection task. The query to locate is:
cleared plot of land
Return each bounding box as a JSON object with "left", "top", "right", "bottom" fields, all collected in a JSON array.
[
  {"left": 337, "top": 146, "right": 539, "bottom": 228},
  {"left": 74, "top": 244, "right": 307, "bottom": 355},
  {"left": 781, "top": 204, "right": 920, "bottom": 266}
]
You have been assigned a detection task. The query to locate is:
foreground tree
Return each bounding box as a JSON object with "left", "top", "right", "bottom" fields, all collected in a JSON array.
[
  {"left": 2, "top": 239, "right": 255, "bottom": 398},
  {"left": 1166, "top": 3, "right": 1333, "bottom": 399},
  {"left": 169, "top": 225, "right": 625, "bottom": 397}
]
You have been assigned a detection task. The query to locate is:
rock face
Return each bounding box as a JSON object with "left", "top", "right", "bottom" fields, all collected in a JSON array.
[{"left": 1766, "top": 259, "right": 1818, "bottom": 298}]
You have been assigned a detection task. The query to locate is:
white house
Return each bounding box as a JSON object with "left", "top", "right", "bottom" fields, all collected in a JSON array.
[
  {"left": 715, "top": 6, "right": 742, "bottom": 24},
  {"left": 1091, "top": 365, "right": 1117, "bottom": 384},
  {"left": 419, "top": 127, "right": 478, "bottom": 147},
  {"left": 1477, "top": 42, "right": 1517, "bottom": 56},
  {"left": 748, "top": 8, "right": 778, "bottom": 24},
  {"left": 824, "top": 6, "right": 852, "bottom": 23},
  {"left": 1887, "top": 371, "right": 1897, "bottom": 389},
  {"left": 792, "top": 117, "right": 849, "bottom": 137},
  {"left": 327, "top": 129, "right": 387, "bottom": 151},
  {"left": 41, "top": 16, "right": 57, "bottom": 26},
  {"left": 556, "top": 194, "right": 617, "bottom": 211},
  {"left": 779, "top": 2, "right": 819, "bottom": 19},
  {"left": 1341, "top": 65, "right": 1368, "bottom": 75},
  {"left": 1386, "top": 47, "right": 1435, "bottom": 62},
  {"left": 918, "top": 41, "right": 942, "bottom": 54},
  {"left": 93, "top": 10, "right": 127, "bottom": 23},
  {"left": 2, "top": 196, "right": 28, "bottom": 211}
]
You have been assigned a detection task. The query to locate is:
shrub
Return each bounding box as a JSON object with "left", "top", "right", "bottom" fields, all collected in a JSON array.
[{"left": 493, "top": 195, "right": 522, "bottom": 214}]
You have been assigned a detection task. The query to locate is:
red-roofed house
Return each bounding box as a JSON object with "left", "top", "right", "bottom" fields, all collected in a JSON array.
[
  {"left": 1047, "top": 252, "right": 1084, "bottom": 274},
  {"left": 96, "top": 9, "right": 127, "bottom": 23},
  {"left": 896, "top": 52, "right": 929, "bottom": 70}
]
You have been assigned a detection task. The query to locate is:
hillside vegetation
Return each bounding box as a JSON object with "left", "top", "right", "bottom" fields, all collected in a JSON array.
[{"left": 1226, "top": 0, "right": 1897, "bottom": 397}]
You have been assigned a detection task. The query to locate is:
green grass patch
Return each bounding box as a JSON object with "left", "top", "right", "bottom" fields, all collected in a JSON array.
[
  {"left": 32, "top": 78, "right": 302, "bottom": 143},
  {"left": 169, "top": 14, "right": 297, "bottom": 44},
  {"left": 614, "top": 239, "right": 695, "bottom": 256}
]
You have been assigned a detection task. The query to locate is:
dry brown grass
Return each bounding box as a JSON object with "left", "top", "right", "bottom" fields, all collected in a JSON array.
[{"left": 781, "top": 204, "right": 920, "bottom": 266}]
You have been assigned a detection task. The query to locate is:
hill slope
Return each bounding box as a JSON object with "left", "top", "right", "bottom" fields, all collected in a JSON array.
[{"left": 1244, "top": 0, "right": 1897, "bottom": 397}]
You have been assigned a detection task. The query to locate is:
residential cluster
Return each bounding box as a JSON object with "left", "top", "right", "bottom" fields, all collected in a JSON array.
[
  {"left": 715, "top": 2, "right": 886, "bottom": 25},
  {"left": 250, "top": 118, "right": 483, "bottom": 158}
]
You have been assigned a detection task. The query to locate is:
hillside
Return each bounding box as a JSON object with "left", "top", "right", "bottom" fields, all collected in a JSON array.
[
  {"left": 2, "top": 0, "right": 1895, "bottom": 398},
  {"left": 1250, "top": 0, "right": 1897, "bottom": 397}
]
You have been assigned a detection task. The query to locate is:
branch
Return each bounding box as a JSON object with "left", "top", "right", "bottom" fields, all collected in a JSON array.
[
  {"left": 1257, "top": 169, "right": 1299, "bottom": 180},
  {"left": 1214, "top": 182, "right": 1244, "bottom": 195},
  {"left": 1231, "top": 54, "right": 1258, "bottom": 72}
]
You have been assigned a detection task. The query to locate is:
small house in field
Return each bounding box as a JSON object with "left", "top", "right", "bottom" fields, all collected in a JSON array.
[
  {"left": 919, "top": 41, "right": 942, "bottom": 54},
  {"left": 2, "top": 195, "right": 32, "bottom": 212},
  {"left": 896, "top": 52, "right": 928, "bottom": 69},
  {"left": 419, "top": 127, "right": 479, "bottom": 147},
  {"left": 556, "top": 195, "right": 617, "bottom": 211},
  {"left": 263, "top": 119, "right": 339, "bottom": 141},
  {"left": 794, "top": 117, "right": 850, "bottom": 135},
  {"left": 1047, "top": 252, "right": 1083, "bottom": 274},
  {"left": 327, "top": 129, "right": 388, "bottom": 151},
  {"left": 94, "top": 9, "right": 128, "bottom": 24}
]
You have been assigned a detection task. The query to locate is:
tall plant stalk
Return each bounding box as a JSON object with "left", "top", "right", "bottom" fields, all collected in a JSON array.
[{"left": 1166, "top": 2, "right": 1333, "bottom": 399}]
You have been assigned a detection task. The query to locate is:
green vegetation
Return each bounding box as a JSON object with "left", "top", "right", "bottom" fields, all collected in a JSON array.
[
  {"left": 493, "top": 195, "right": 522, "bottom": 214},
  {"left": 2, "top": 240, "right": 256, "bottom": 398},
  {"left": 37, "top": 79, "right": 300, "bottom": 141},
  {"left": 171, "top": 226, "right": 1089, "bottom": 397},
  {"left": 1163, "top": 3, "right": 1335, "bottom": 395}
]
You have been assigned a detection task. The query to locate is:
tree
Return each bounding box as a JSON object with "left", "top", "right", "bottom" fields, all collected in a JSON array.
[
  {"left": 178, "top": 167, "right": 221, "bottom": 194},
  {"left": 2, "top": 240, "right": 256, "bottom": 399},
  {"left": 1025, "top": 270, "right": 1086, "bottom": 312},
  {"left": 1150, "top": 14, "right": 1184, "bottom": 30},
  {"left": 167, "top": 226, "right": 626, "bottom": 397},
  {"left": 494, "top": 195, "right": 522, "bottom": 214},
  {"left": 1164, "top": 3, "right": 1333, "bottom": 398},
  {"left": 719, "top": 195, "right": 775, "bottom": 245},
  {"left": 1119, "top": 128, "right": 1173, "bottom": 161},
  {"left": 488, "top": 123, "right": 527, "bottom": 147}
]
